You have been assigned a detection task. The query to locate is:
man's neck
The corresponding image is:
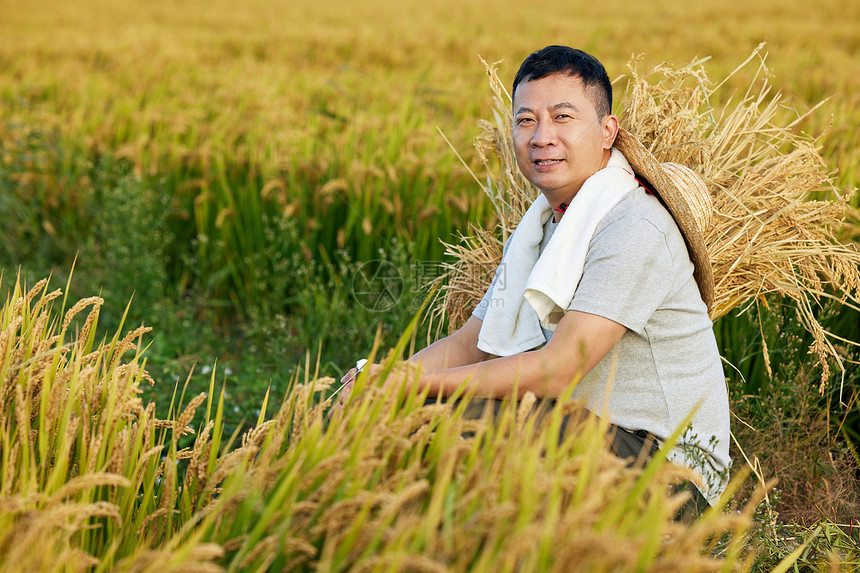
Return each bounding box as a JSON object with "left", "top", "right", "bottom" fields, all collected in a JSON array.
[{"left": 547, "top": 148, "right": 613, "bottom": 222}]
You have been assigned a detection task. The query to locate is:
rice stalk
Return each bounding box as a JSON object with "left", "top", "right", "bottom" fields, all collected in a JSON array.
[
  {"left": 207, "top": 359, "right": 760, "bottom": 572},
  {"left": 0, "top": 273, "right": 238, "bottom": 569},
  {"left": 0, "top": 272, "right": 785, "bottom": 570}
]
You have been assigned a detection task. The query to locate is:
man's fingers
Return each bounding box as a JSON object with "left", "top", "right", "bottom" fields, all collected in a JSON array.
[
  {"left": 330, "top": 361, "right": 381, "bottom": 410},
  {"left": 338, "top": 380, "right": 354, "bottom": 407}
]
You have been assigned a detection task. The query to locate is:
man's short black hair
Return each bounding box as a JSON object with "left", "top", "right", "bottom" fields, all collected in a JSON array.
[{"left": 512, "top": 45, "right": 613, "bottom": 118}]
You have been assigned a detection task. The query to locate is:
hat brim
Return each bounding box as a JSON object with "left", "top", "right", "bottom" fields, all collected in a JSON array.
[{"left": 613, "top": 128, "right": 715, "bottom": 311}]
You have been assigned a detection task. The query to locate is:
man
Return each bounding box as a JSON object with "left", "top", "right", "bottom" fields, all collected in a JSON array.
[{"left": 339, "top": 46, "right": 730, "bottom": 511}]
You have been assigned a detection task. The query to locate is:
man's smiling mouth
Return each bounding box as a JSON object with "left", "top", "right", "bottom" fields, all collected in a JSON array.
[{"left": 535, "top": 159, "right": 563, "bottom": 166}]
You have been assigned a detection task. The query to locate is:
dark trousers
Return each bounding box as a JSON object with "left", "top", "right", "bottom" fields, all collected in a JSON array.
[{"left": 435, "top": 397, "right": 709, "bottom": 522}]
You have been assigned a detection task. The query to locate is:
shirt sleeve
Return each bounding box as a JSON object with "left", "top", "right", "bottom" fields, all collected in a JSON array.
[{"left": 569, "top": 214, "right": 677, "bottom": 334}]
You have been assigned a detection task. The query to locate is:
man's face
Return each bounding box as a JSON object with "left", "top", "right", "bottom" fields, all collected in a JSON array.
[{"left": 512, "top": 73, "right": 617, "bottom": 202}]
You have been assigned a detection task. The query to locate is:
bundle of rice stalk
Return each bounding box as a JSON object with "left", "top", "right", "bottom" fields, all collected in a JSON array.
[{"left": 436, "top": 45, "right": 860, "bottom": 392}]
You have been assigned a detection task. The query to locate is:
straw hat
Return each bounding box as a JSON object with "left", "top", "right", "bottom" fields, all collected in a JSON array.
[{"left": 613, "top": 128, "right": 715, "bottom": 311}]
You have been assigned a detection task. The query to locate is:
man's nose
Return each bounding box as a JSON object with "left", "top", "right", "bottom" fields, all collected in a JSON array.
[{"left": 531, "top": 121, "right": 557, "bottom": 147}]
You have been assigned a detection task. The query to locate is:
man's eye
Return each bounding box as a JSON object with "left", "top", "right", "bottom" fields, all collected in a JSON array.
[
  {"left": 556, "top": 114, "right": 572, "bottom": 120},
  {"left": 516, "top": 117, "right": 534, "bottom": 125}
]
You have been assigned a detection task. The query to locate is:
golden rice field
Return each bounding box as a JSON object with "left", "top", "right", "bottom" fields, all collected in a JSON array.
[
  {"left": 3, "top": 0, "right": 859, "bottom": 209},
  {"left": 2, "top": 0, "right": 860, "bottom": 570},
  {"left": 2, "top": 0, "right": 859, "bottom": 304}
]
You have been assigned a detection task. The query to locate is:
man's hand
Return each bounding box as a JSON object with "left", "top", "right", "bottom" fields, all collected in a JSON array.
[
  {"left": 327, "top": 360, "right": 423, "bottom": 420},
  {"left": 326, "top": 362, "right": 365, "bottom": 421}
]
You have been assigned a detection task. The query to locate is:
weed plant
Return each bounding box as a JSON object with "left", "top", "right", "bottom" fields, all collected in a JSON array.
[
  {"left": 0, "top": 144, "right": 441, "bottom": 430},
  {"left": 718, "top": 298, "right": 860, "bottom": 569}
]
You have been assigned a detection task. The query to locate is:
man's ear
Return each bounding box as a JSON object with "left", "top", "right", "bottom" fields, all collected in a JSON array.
[{"left": 602, "top": 114, "right": 620, "bottom": 149}]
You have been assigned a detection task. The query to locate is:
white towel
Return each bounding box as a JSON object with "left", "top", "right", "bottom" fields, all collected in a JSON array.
[{"left": 477, "top": 148, "right": 640, "bottom": 357}]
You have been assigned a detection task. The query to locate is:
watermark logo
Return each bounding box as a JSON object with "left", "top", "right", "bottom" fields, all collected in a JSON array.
[
  {"left": 350, "top": 259, "right": 502, "bottom": 312},
  {"left": 351, "top": 260, "right": 404, "bottom": 311}
]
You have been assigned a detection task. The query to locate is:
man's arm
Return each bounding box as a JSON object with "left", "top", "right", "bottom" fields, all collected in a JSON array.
[
  {"left": 408, "top": 315, "right": 491, "bottom": 370},
  {"left": 332, "top": 316, "right": 490, "bottom": 410},
  {"left": 413, "top": 310, "right": 626, "bottom": 400}
]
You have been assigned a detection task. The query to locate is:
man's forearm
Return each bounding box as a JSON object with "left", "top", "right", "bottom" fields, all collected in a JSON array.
[
  {"left": 409, "top": 335, "right": 487, "bottom": 370},
  {"left": 408, "top": 315, "right": 489, "bottom": 370},
  {"left": 417, "top": 348, "right": 574, "bottom": 400},
  {"left": 412, "top": 310, "right": 627, "bottom": 402}
]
